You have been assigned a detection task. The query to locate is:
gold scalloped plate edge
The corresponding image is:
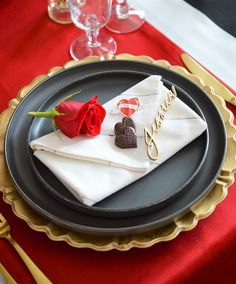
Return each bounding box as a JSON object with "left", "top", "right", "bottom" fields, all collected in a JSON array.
[{"left": 0, "top": 54, "right": 235, "bottom": 251}]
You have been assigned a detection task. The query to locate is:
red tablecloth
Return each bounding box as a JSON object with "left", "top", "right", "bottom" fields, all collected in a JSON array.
[{"left": 0, "top": 1, "right": 236, "bottom": 283}]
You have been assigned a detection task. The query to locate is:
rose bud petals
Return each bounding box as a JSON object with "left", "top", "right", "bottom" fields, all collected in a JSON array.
[
  {"left": 55, "top": 96, "right": 106, "bottom": 138},
  {"left": 28, "top": 96, "right": 106, "bottom": 138}
]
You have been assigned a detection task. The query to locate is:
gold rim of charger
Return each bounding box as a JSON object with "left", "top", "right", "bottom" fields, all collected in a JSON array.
[{"left": 0, "top": 54, "right": 235, "bottom": 251}]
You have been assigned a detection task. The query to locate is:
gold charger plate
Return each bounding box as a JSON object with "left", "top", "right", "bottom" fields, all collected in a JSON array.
[{"left": 0, "top": 54, "right": 236, "bottom": 251}]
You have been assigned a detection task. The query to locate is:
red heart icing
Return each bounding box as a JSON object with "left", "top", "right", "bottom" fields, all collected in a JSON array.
[{"left": 117, "top": 98, "right": 139, "bottom": 117}]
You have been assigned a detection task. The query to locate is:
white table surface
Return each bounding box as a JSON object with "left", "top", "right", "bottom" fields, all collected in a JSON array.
[{"left": 129, "top": 0, "right": 236, "bottom": 91}]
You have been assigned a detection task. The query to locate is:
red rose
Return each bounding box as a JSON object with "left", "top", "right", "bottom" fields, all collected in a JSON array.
[
  {"left": 29, "top": 96, "right": 106, "bottom": 138},
  {"left": 54, "top": 96, "right": 106, "bottom": 138}
]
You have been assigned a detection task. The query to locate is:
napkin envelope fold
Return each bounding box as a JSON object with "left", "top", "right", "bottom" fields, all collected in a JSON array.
[{"left": 30, "top": 76, "right": 207, "bottom": 206}]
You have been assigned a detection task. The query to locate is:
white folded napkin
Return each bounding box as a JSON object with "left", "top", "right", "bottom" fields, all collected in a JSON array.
[{"left": 30, "top": 75, "right": 207, "bottom": 206}]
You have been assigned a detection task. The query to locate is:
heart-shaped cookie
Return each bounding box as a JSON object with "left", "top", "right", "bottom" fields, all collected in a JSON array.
[
  {"left": 114, "top": 117, "right": 135, "bottom": 135},
  {"left": 117, "top": 98, "right": 139, "bottom": 117},
  {"left": 115, "top": 127, "right": 137, "bottom": 149}
]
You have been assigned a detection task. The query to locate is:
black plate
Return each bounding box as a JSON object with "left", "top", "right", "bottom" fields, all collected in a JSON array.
[
  {"left": 5, "top": 60, "right": 226, "bottom": 236},
  {"left": 28, "top": 71, "right": 208, "bottom": 218}
]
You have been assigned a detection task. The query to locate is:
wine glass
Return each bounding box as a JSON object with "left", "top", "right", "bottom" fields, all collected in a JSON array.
[
  {"left": 48, "top": 0, "right": 72, "bottom": 24},
  {"left": 68, "top": 0, "right": 117, "bottom": 60},
  {"left": 106, "top": 0, "right": 145, "bottom": 34}
]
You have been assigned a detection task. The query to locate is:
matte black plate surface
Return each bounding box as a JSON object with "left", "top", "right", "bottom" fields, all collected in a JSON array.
[{"left": 5, "top": 60, "right": 226, "bottom": 235}]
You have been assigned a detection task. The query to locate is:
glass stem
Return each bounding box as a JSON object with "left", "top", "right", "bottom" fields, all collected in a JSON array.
[
  {"left": 86, "top": 28, "right": 101, "bottom": 48},
  {"left": 116, "top": 0, "right": 129, "bottom": 19}
]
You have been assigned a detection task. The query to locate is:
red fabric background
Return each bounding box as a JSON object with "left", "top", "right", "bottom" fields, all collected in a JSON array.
[{"left": 0, "top": 1, "right": 236, "bottom": 283}]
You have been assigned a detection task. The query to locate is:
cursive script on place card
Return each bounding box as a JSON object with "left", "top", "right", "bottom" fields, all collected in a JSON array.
[{"left": 144, "top": 86, "right": 177, "bottom": 160}]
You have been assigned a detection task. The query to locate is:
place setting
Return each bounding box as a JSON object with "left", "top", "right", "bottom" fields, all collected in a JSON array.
[
  {"left": 2, "top": 55, "right": 235, "bottom": 248},
  {"left": 0, "top": 1, "right": 236, "bottom": 283},
  {"left": 1, "top": 0, "right": 236, "bottom": 249}
]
